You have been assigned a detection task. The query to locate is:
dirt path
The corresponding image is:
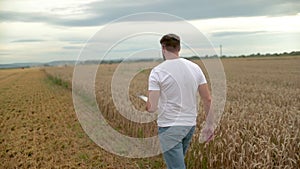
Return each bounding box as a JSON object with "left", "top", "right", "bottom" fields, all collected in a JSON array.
[{"left": 0, "top": 68, "right": 156, "bottom": 168}]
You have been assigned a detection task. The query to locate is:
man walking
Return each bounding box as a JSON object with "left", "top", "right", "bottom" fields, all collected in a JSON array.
[{"left": 146, "top": 34, "right": 214, "bottom": 169}]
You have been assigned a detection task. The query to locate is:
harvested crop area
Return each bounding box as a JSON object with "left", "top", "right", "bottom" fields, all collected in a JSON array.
[{"left": 0, "top": 68, "right": 160, "bottom": 168}]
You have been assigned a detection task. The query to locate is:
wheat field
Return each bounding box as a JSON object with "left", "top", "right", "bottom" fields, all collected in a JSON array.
[{"left": 1, "top": 56, "right": 299, "bottom": 168}]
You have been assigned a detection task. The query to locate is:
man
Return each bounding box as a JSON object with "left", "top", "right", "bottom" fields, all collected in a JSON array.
[{"left": 146, "top": 33, "right": 214, "bottom": 169}]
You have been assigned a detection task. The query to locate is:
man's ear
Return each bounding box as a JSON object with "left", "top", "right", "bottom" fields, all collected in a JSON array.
[{"left": 162, "top": 47, "right": 167, "bottom": 54}]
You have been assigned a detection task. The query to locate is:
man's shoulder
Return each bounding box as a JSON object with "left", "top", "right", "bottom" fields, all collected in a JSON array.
[
  {"left": 150, "top": 62, "right": 173, "bottom": 77},
  {"left": 152, "top": 61, "right": 167, "bottom": 70},
  {"left": 151, "top": 64, "right": 161, "bottom": 71},
  {"left": 180, "top": 58, "right": 201, "bottom": 70},
  {"left": 181, "top": 58, "right": 197, "bottom": 65},
  {"left": 150, "top": 64, "right": 163, "bottom": 74}
]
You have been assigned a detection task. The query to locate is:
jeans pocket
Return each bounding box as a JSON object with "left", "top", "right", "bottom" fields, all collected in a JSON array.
[
  {"left": 158, "top": 126, "right": 195, "bottom": 152},
  {"left": 158, "top": 126, "right": 170, "bottom": 134}
]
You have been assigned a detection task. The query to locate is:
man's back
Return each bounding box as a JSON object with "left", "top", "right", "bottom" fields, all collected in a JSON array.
[
  {"left": 149, "top": 58, "right": 206, "bottom": 127},
  {"left": 146, "top": 34, "right": 213, "bottom": 169}
]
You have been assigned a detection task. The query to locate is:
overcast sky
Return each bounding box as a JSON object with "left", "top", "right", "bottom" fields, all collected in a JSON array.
[{"left": 0, "top": 0, "right": 300, "bottom": 63}]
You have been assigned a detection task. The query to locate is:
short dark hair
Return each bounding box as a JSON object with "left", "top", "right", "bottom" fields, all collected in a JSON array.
[{"left": 160, "top": 34, "right": 180, "bottom": 53}]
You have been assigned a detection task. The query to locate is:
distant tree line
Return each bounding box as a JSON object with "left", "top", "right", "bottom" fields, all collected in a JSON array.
[{"left": 222, "top": 51, "right": 300, "bottom": 58}]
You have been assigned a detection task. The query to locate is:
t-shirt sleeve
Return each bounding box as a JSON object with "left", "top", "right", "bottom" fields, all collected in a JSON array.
[
  {"left": 148, "top": 69, "right": 160, "bottom": 91},
  {"left": 196, "top": 66, "right": 207, "bottom": 85}
]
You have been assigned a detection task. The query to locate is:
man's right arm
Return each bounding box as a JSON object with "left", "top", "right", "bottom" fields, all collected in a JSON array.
[
  {"left": 198, "top": 84, "right": 211, "bottom": 116},
  {"left": 146, "top": 90, "right": 160, "bottom": 113},
  {"left": 198, "top": 83, "right": 214, "bottom": 143}
]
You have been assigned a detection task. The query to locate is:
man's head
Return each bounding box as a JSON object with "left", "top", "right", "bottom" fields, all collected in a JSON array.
[{"left": 160, "top": 34, "right": 181, "bottom": 53}]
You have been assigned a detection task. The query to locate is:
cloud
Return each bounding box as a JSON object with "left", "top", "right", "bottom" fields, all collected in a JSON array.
[
  {"left": 62, "top": 46, "right": 82, "bottom": 50},
  {"left": 91, "top": 0, "right": 300, "bottom": 18},
  {"left": 59, "top": 38, "right": 88, "bottom": 44},
  {"left": 0, "top": 52, "right": 10, "bottom": 55},
  {"left": 0, "top": 10, "right": 96, "bottom": 27},
  {"left": 211, "top": 31, "right": 268, "bottom": 38},
  {"left": 0, "top": 0, "right": 299, "bottom": 27},
  {"left": 10, "top": 39, "right": 45, "bottom": 43}
]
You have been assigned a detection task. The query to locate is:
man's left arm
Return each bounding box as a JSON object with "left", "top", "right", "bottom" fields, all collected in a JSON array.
[{"left": 146, "top": 90, "right": 160, "bottom": 113}]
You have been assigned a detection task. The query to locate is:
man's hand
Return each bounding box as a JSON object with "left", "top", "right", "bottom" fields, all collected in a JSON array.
[
  {"left": 146, "top": 90, "right": 160, "bottom": 113},
  {"left": 146, "top": 100, "right": 151, "bottom": 112},
  {"left": 199, "top": 124, "right": 214, "bottom": 143}
]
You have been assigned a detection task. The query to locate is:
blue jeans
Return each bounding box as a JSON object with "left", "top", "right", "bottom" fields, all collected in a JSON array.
[{"left": 158, "top": 126, "right": 195, "bottom": 169}]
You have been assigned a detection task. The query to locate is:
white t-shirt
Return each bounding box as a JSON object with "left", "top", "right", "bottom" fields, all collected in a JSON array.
[{"left": 148, "top": 58, "right": 207, "bottom": 127}]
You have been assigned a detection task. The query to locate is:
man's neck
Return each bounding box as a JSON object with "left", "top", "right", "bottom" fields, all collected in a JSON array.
[{"left": 164, "top": 51, "right": 179, "bottom": 60}]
